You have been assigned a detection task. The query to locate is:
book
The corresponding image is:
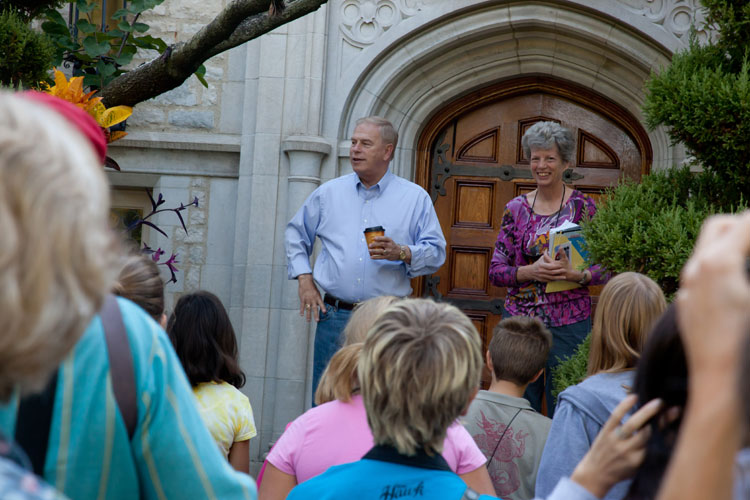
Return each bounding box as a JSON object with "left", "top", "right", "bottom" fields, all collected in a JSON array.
[{"left": 545, "top": 221, "right": 590, "bottom": 293}]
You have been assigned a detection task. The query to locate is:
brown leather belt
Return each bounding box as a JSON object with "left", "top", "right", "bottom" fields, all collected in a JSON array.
[{"left": 323, "top": 294, "right": 359, "bottom": 311}]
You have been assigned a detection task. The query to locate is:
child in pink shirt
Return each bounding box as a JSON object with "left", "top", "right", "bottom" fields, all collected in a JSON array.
[{"left": 267, "top": 393, "right": 485, "bottom": 483}]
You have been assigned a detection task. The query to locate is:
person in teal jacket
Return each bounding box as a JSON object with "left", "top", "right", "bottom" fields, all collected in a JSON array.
[{"left": 0, "top": 91, "right": 255, "bottom": 500}]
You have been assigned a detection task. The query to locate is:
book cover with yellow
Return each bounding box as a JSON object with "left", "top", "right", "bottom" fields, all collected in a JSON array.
[{"left": 546, "top": 222, "right": 589, "bottom": 293}]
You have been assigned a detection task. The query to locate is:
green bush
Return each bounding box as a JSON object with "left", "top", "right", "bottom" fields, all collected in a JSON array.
[
  {"left": 644, "top": 0, "right": 750, "bottom": 200},
  {"left": 580, "top": 167, "right": 738, "bottom": 298},
  {"left": 0, "top": 0, "right": 61, "bottom": 21},
  {"left": 552, "top": 334, "right": 590, "bottom": 399},
  {"left": 644, "top": 45, "right": 750, "bottom": 199},
  {"left": 701, "top": 0, "right": 750, "bottom": 67},
  {"left": 0, "top": 9, "right": 54, "bottom": 89}
]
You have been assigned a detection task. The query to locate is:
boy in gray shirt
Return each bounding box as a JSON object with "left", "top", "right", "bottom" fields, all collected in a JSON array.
[{"left": 463, "top": 317, "right": 553, "bottom": 500}]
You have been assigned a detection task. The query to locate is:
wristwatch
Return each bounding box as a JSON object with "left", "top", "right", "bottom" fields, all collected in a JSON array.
[
  {"left": 399, "top": 245, "right": 407, "bottom": 261},
  {"left": 577, "top": 269, "right": 590, "bottom": 285}
]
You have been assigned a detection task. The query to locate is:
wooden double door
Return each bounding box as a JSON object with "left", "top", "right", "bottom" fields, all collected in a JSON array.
[{"left": 414, "top": 77, "right": 652, "bottom": 367}]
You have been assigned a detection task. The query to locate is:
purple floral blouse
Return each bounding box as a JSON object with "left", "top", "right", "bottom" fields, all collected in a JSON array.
[{"left": 488, "top": 190, "right": 609, "bottom": 327}]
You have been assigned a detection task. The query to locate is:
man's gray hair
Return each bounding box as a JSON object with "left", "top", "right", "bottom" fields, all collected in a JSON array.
[
  {"left": 521, "top": 121, "right": 575, "bottom": 164},
  {"left": 356, "top": 116, "right": 399, "bottom": 150}
]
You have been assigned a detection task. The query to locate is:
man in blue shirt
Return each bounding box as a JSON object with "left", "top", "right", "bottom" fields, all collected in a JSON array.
[{"left": 285, "top": 116, "right": 446, "bottom": 395}]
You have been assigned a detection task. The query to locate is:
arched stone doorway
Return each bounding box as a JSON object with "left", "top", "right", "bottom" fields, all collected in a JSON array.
[
  {"left": 335, "top": 1, "right": 687, "bottom": 181},
  {"left": 413, "top": 76, "right": 652, "bottom": 358}
]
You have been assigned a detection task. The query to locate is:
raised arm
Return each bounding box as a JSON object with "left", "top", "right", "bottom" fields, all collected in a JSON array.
[
  {"left": 657, "top": 213, "right": 750, "bottom": 500},
  {"left": 539, "top": 395, "right": 662, "bottom": 500}
]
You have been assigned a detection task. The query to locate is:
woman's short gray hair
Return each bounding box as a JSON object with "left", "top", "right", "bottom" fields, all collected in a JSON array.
[
  {"left": 0, "top": 92, "right": 118, "bottom": 399},
  {"left": 521, "top": 121, "right": 576, "bottom": 164}
]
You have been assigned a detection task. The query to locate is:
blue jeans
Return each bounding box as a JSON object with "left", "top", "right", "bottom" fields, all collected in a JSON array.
[
  {"left": 522, "top": 317, "right": 591, "bottom": 417},
  {"left": 312, "top": 306, "right": 352, "bottom": 404}
]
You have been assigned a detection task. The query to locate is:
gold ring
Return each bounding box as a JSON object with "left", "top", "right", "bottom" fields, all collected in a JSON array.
[{"left": 305, "top": 304, "right": 311, "bottom": 309}]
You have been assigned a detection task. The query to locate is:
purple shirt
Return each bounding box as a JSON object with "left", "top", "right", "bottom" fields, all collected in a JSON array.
[{"left": 488, "top": 190, "right": 608, "bottom": 327}]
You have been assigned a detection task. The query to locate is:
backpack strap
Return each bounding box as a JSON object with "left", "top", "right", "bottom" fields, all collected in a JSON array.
[
  {"left": 15, "top": 294, "right": 137, "bottom": 476},
  {"left": 15, "top": 371, "right": 58, "bottom": 475},
  {"left": 101, "top": 294, "right": 137, "bottom": 439},
  {"left": 460, "top": 487, "right": 481, "bottom": 500}
]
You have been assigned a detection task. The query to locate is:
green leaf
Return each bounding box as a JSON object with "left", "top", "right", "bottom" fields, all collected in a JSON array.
[
  {"left": 142, "top": 0, "right": 163, "bottom": 9},
  {"left": 194, "top": 64, "right": 208, "bottom": 88},
  {"left": 76, "top": 0, "right": 96, "bottom": 14},
  {"left": 96, "top": 59, "right": 117, "bottom": 77},
  {"left": 113, "top": 51, "right": 135, "bottom": 66},
  {"left": 44, "top": 9, "right": 68, "bottom": 26},
  {"left": 83, "top": 73, "right": 101, "bottom": 88},
  {"left": 132, "top": 35, "right": 167, "bottom": 52},
  {"left": 58, "top": 37, "right": 80, "bottom": 51},
  {"left": 76, "top": 19, "right": 97, "bottom": 34},
  {"left": 112, "top": 8, "right": 129, "bottom": 19},
  {"left": 127, "top": 0, "right": 146, "bottom": 13},
  {"left": 132, "top": 22, "right": 149, "bottom": 32},
  {"left": 42, "top": 20, "right": 71, "bottom": 36},
  {"left": 82, "top": 35, "right": 111, "bottom": 57},
  {"left": 117, "top": 20, "right": 135, "bottom": 32}
]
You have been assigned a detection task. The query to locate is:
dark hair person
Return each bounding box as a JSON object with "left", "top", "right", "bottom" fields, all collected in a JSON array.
[
  {"left": 624, "top": 304, "right": 686, "bottom": 500},
  {"left": 488, "top": 121, "right": 610, "bottom": 415},
  {"left": 167, "top": 290, "right": 256, "bottom": 473}
]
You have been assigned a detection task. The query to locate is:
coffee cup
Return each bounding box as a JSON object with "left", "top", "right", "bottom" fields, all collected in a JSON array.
[{"left": 364, "top": 226, "right": 385, "bottom": 247}]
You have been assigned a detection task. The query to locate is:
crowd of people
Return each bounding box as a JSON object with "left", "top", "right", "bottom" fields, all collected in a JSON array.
[{"left": 0, "top": 89, "right": 748, "bottom": 500}]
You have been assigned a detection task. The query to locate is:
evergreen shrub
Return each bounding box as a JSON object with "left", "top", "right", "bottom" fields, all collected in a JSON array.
[
  {"left": 551, "top": 334, "right": 590, "bottom": 400},
  {"left": 580, "top": 167, "right": 736, "bottom": 299},
  {"left": 644, "top": 44, "right": 750, "bottom": 199},
  {"left": 0, "top": 9, "right": 54, "bottom": 89}
]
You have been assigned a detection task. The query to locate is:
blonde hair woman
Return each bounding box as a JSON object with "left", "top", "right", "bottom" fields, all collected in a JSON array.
[
  {"left": 313, "top": 295, "right": 398, "bottom": 405},
  {"left": 259, "top": 296, "right": 494, "bottom": 500},
  {"left": 0, "top": 91, "right": 115, "bottom": 499},
  {"left": 340, "top": 295, "right": 399, "bottom": 346},
  {"left": 0, "top": 92, "right": 254, "bottom": 499},
  {"left": 0, "top": 95, "right": 115, "bottom": 401},
  {"left": 535, "top": 272, "right": 666, "bottom": 500}
]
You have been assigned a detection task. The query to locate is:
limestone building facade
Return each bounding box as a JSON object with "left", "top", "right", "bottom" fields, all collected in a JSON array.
[{"left": 107, "top": 0, "right": 704, "bottom": 467}]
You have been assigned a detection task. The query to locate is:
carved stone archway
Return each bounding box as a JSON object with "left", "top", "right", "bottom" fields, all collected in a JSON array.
[{"left": 334, "top": 0, "right": 701, "bottom": 177}]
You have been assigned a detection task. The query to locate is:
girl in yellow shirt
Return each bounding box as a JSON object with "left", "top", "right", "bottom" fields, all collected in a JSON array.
[{"left": 167, "top": 291, "right": 257, "bottom": 473}]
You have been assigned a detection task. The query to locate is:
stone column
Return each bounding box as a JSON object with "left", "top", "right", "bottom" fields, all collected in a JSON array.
[
  {"left": 272, "top": 135, "right": 331, "bottom": 431},
  {"left": 234, "top": 6, "right": 331, "bottom": 470},
  {"left": 283, "top": 136, "right": 332, "bottom": 213}
]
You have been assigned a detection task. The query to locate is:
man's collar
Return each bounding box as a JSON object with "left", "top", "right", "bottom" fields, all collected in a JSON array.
[
  {"left": 363, "top": 444, "right": 451, "bottom": 472},
  {"left": 355, "top": 170, "right": 393, "bottom": 192}
]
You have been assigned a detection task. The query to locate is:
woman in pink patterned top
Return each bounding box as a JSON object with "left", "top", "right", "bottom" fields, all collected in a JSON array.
[{"left": 488, "top": 121, "right": 609, "bottom": 416}]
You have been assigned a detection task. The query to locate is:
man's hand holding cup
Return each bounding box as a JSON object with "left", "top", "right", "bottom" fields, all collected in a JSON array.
[{"left": 364, "top": 226, "right": 408, "bottom": 261}]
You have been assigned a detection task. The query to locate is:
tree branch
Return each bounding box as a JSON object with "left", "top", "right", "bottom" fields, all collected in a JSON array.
[{"left": 99, "top": 0, "right": 327, "bottom": 107}]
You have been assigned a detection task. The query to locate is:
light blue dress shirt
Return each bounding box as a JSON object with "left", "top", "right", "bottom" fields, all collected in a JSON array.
[{"left": 286, "top": 171, "right": 446, "bottom": 303}]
